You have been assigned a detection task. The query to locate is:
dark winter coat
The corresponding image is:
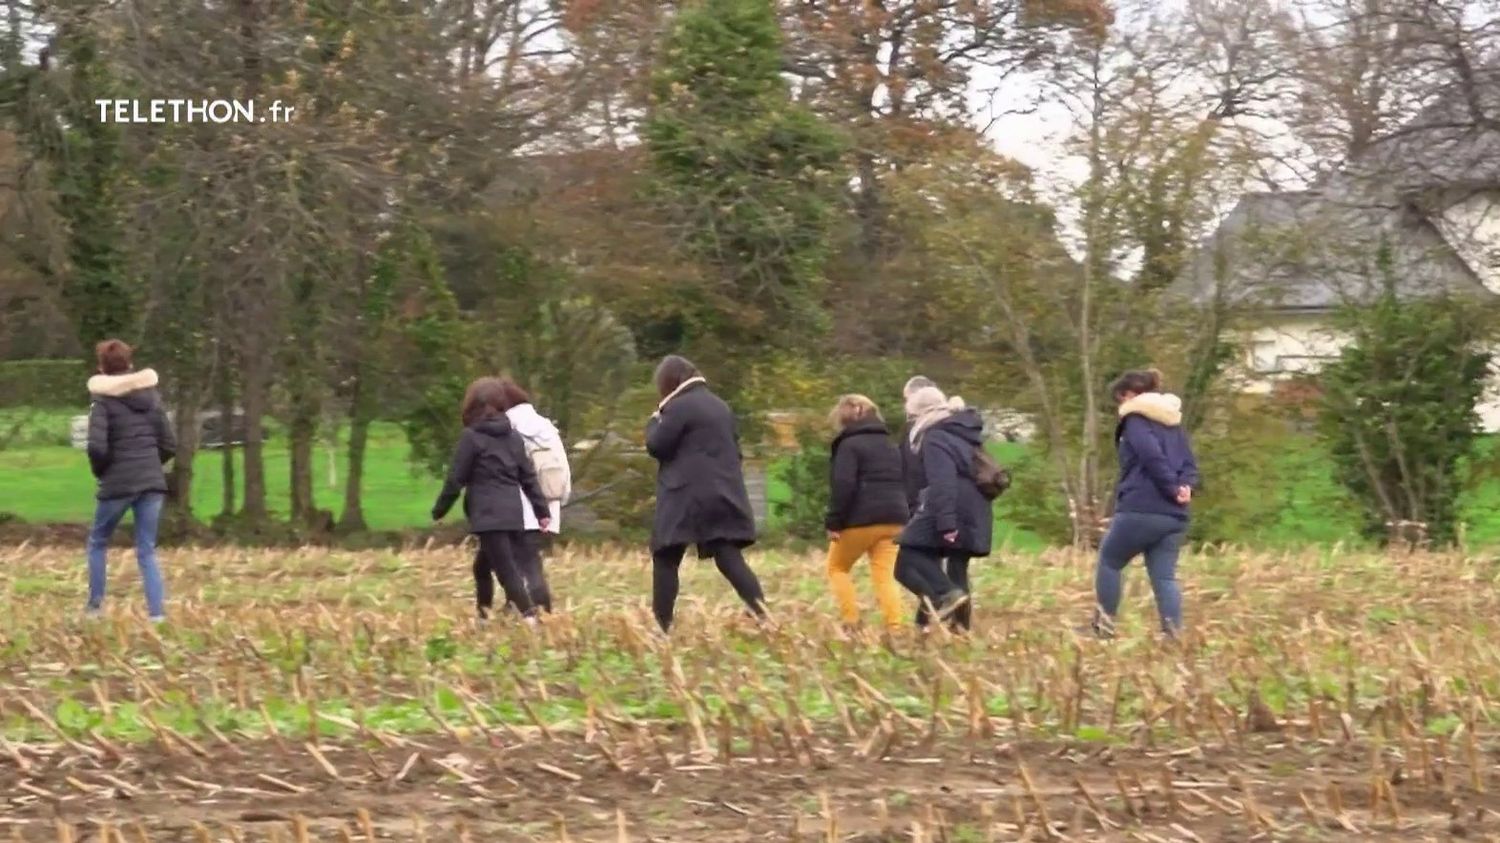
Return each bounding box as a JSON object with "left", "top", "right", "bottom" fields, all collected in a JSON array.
[
  {"left": 432, "top": 415, "right": 550, "bottom": 534},
  {"left": 825, "top": 420, "right": 909, "bottom": 531},
  {"left": 898, "top": 409, "right": 994, "bottom": 557},
  {"left": 86, "top": 369, "right": 177, "bottom": 501},
  {"left": 645, "top": 381, "right": 757, "bottom": 555},
  {"left": 898, "top": 420, "right": 926, "bottom": 512},
  {"left": 1113, "top": 393, "right": 1200, "bottom": 521}
]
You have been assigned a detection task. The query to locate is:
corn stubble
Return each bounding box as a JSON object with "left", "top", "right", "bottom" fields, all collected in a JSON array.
[{"left": 0, "top": 542, "right": 1498, "bottom": 839}]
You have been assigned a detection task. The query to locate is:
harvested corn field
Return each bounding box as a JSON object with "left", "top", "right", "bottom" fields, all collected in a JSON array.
[{"left": 3, "top": 543, "right": 1500, "bottom": 840}]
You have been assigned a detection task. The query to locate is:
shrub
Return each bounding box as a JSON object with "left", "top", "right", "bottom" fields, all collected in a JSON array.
[
  {"left": 1319, "top": 276, "right": 1492, "bottom": 546},
  {"left": 0, "top": 360, "right": 87, "bottom": 408}
]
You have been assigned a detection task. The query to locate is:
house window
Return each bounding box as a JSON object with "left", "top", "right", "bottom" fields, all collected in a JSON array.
[
  {"left": 1280, "top": 355, "right": 1334, "bottom": 374},
  {"left": 1248, "top": 341, "right": 1280, "bottom": 374}
]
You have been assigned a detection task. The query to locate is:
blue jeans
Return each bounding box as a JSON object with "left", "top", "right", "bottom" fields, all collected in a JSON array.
[
  {"left": 86, "top": 493, "right": 166, "bottom": 619},
  {"left": 1095, "top": 511, "right": 1186, "bottom": 634}
]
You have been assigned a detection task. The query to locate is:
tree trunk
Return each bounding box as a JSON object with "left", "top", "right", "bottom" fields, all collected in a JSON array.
[
  {"left": 1071, "top": 48, "right": 1108, "bottom": 550},
  {"left": 169, "top": 402, "right": 200, "bottom": 522},
  {"left": 853, "top": 149, "right": 884, "bottom": 264},
  {"left": 217, "top": 364, "right": 236, "bottom": 519},
  {"left": 342, "top": 418, "right": 371, "bottom": 532},
  {"left": 289, "top": 412, "right": 316, "bottom": 523},
  {"left": 240, "top": 356, "right": 269, "bottom": 521},
  {"left": 339, "top": 370, "right": 372, "bottom": 532}
]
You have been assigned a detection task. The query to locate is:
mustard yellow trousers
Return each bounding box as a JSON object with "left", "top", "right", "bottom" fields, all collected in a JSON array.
[{"left": 826, "top": 524, "right": 905, "bottom": 629}]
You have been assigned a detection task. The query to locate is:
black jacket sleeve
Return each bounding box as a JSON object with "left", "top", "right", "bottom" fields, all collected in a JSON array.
[
  {"left": 922, "top": 436, "right": 961, "bottom": 536},
  {"left": 1177, "top": 431, "right": 1201, "bottom": 490},
  {"left": 645, "top": 406, "right": 688, "bottom": 461},
  {"left": 432, "top": 431, "right": 477, "bottom": 520},
  {"left": 86, "top": 401, "right": 111, "bottom": 479},
  {"left": 899, "top": 424, "right": 924, "bottom": 510},
  {"left": 825, "top": 440, "right": 859, "bottom": 531},
  {"left": 154, "top": 404, "right": 178, "bottom": 465}
]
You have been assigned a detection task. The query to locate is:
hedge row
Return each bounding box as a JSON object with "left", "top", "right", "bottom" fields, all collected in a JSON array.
[{"left": 0, "top": 359, "right": 88, "bottom": 409}]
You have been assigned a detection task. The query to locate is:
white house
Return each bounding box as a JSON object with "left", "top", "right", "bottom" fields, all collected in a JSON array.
[{"left": 1177, "top": 76, "right": 1500, "bottom": 430}]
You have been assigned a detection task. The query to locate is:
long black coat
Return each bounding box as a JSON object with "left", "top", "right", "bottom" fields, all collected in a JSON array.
[
  {"left": 899, "top": 409, "right": 994, "bottom": 557},
  {"left": 825, "top": 421, "right": 909, "bottom": 531},
  {"left": 86, "top": 369, "right": 176, "bottom": 501},
  {"left": 432, "top": 416, "right": 550, "bottom": 534},
  {"left": 645, "top": 382, "right": 757, "bottom": 555}
]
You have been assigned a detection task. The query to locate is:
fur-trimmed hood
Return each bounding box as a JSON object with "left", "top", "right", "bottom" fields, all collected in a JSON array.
[
  {"left": 88, "top": 369, "right": 159, "bottom": 398},
  {"left": 1118, "top": 392, "right": 1182, "bottom": 427}
]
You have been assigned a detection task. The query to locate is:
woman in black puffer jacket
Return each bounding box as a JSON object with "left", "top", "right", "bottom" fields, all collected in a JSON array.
[
  {"left": 432, "top": 377, "right": 552, "bottom": 626},
  {"left": 896, "top": 386, "right": 994, "bottom": 631},
  {"left": 823, "top": 395, "right": 908, "bottom": 633},
  {"left": 84, "top": 339, "right": 176, "bottom": 622}
]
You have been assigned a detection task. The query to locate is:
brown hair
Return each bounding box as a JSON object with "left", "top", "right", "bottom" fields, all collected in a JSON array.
[
  {"left": 495, "top": 377, "right": 531, "bottom": 412},
  {"left": 1110, "top": 368, "right": 1164, "bottom": 400},
  {"left": 829, "top": 394, "right": 881, "bottom": 430},
  {"left": 95, "top": 339, "right": 133, "bottom": 375},
  {"left": 460, "top": 377, "right": 507, "bottom": 427},
  {"left": 654, "top": 354, "right": 700, "bottom": 399}
]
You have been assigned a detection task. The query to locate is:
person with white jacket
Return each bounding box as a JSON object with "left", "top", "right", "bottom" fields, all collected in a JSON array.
[{"left": 496, "top": 378, "right": 571, "bottom": 613}]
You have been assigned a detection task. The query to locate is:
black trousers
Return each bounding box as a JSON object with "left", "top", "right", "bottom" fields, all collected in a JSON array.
[
  {"left": 912, "top": 552, "right": 973, "bottom": 630},
  {"left": 511, "top": 531, "right": 552, "bottom": 613},
  {"left": 895, "top": 545, "right": 972, "bottom": 629},
  {"left": 473, "top": 531, "right": 538, "bottom": 617},
  {"left": 651, "top": 542, "right": 765, "bottom": 632}
]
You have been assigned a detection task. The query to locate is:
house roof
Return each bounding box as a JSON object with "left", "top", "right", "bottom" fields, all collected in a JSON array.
[
  {"left": 1174, "top": 189, "right": 1492, "bottom": 311},
  {"left": 1337, "top": 71, "right": 1500, "bottom": 195},
  {"left": 1177, "top": 72, "right": 1500, "bottom": 312}
]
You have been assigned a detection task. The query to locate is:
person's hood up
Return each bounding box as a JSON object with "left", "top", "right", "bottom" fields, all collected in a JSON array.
[
  {"left": 1119, "top": 392, "right": 1182, "bottom": 427},
  {"left": 471, "top": 415, "right": 514, "bottom": 438},
  {"left": 935, "top": 408, "right": 985, "bottom": 446},
  {"left": 88, "top": 369, "right": 161, "bottom": 412}
]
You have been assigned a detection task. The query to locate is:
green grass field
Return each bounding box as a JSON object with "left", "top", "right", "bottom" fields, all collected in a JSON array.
[
  {"left": 0, "top": 410, "right": 435, "bottom": 529},
  {"left": 10, "top": 406, "right": 1500, "bottom": 548}
]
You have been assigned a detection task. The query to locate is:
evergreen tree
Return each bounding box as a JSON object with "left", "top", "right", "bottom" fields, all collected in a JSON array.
[
  {"left": 643, "top": 0, "right": 845, "bottom": 375},
  {"left": 1319, "top": 247, "right": 1493, "bottom": 547}
]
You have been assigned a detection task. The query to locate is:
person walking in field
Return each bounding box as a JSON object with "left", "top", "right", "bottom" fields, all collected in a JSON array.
[
  {"left": 823, "top": 395, "right": 908, "bottom": 635},
  {"left": 896, "top": 385, "right": 1006, "bottom": 631},
  {"left": 645, "top": 355, "right": 767, "bottom": 633},
  {"left": 84, "top": 340, "right": 177, "bottom": 623},
  {"left": 898, "top": 375, "right": 965, "bottom": 628},
  {"left": 432, "top": 377, "right": 552, "bottom": 626},
  {"left": 1088, "top": 369, "right": 1200, "bottom": 640},
  {"left": 496, "top": 377, "right": 570, "bottom": 614}
]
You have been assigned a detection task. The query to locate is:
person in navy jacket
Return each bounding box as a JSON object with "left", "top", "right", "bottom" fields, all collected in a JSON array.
[{"left": 1090, "top": 369, "right": 1200, "bottom": 639}]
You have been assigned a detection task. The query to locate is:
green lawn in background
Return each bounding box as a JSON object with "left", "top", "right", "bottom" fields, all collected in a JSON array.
[
  {"left": 0, "top": 410, "right": 434, "bottom": 529},
  {"left": 8, "top": 406, "right": 1500, "bottom": 548}
]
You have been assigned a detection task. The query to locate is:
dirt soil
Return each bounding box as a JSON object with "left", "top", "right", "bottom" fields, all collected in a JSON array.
[{"left": 5, "top": 729, "right": 1500, "bottom": 841}]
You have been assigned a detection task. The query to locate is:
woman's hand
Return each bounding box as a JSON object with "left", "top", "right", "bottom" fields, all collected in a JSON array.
[
  {"left": 827, "top": 530, "right": 840, "bottom": 543},
  {"left": 942, "top": 530, "right": 959, "bottom": 545},
  {"left": 539, "top": 517, "right": 552, "bottom": 532},
  {"left": 1176, "top": 486, "right": 1192, "bottom": 505}
]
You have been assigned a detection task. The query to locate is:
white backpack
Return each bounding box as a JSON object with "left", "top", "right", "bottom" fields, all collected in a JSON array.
[{"left": 523, "top": 433, "right": 569, "bottom": 503}]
